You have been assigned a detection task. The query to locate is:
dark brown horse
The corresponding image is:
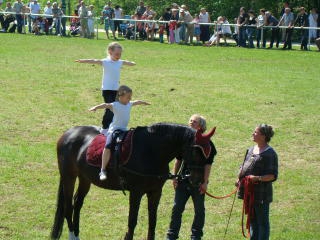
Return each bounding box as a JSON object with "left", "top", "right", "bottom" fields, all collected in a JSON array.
[{"left": 50, "top": 123, "right": 215, "bottom": 240}]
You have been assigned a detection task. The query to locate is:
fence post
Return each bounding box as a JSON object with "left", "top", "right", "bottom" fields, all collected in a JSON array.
[
  {"left": 134, "top": 20, "right": 137, "bottom": 40},
  {"left": 261, "top": 27, "right": 264, "bottom": 48},
  {"left": 96, "top": 17, "right": 99, "bottom": 40}
]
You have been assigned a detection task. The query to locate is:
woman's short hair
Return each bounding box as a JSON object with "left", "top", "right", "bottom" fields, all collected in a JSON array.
[
  {"left": 258, "top": 124, "right": 274, "bottom": 142},
  {"left": 191, "top": 114, "right": 207, "bottom": 132}
]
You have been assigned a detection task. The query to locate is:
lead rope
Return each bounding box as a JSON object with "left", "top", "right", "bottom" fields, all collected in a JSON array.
[
  {"left": 202, "top": 150, "right": 249, "bottom": 239},
  {"left": 241, "top": 176, "right": 255, "bottom": 238}
]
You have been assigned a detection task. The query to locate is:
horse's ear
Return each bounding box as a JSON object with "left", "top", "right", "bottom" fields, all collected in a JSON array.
[{"left": 195, "top": 127, "right": 216, "bottom": 145}]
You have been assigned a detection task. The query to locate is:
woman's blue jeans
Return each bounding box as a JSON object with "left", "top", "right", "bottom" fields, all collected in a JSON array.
[
  {"left": 167, "top": 181, "right": 205, "bottom": 240},
  {"left": 250, "top": 202, "right": 270, "bottom": 240},
  {"left": 246, "top": 27, "right": 255, "bottom": 48},
  {"left": 256, "top": 28, "right": 266, "bottom": 48},
  {"left": 238, "top": 26, "right": 247, "bottom": 47}
]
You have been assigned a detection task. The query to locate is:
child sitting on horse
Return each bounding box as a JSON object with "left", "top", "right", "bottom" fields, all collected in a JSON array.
[{"left": 89, "top": 85, "right": 150, "bottom": 181}]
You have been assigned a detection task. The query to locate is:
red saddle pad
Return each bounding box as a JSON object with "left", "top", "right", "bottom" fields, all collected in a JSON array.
[{"left": 86, "top": 130, "right": 134, "bottom": 168}]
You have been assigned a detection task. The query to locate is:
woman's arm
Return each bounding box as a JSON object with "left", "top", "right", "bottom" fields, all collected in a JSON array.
[
  {"left": 75, "top": 59, "right": 103, "bottom": 65},
  {"left": 199, "top": 164, "right": 212, "bottom": 194},
  {"left": 248, "top": 174, "right": 276, "bottom": 183},
  {"left": 89, "top": 103, "right": 112, "bottom": 112}
]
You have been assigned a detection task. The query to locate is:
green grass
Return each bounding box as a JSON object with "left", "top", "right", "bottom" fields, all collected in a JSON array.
[{"left": 0, "top": 34, "right": 319, "bottom": 240}]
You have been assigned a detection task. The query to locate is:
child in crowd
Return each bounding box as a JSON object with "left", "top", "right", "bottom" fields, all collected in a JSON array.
[
  {"left": 145, "top": 15, "right": 155, "bottom": 40},
  {"left": 89, "top": 85, "right": 150, "bottom": 180},
  {"left": 193, "top": 14, "right": 201, "bottom": 44},
  {"left": 158, "top": 23, "right": 165, "bottom": 43},
  {"left": 169, "top": 19, "right": 177, "bottom": 44},
  {"left": 75, "top": 42, "right": 136, "bottom": 135}
]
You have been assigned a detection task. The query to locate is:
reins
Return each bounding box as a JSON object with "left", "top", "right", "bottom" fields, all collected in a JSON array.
[{"left": 120, "top": 166, "right": 189, "bottom": 181}]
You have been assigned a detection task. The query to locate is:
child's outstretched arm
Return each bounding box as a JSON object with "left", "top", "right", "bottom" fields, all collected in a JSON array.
[
  {"left": 75, "top": 59, "right": 103, "bottom": 65},
  {"left": 89, "top": 103, "right": 113, "bottom": 112},
  {"left": 122, "top": 60, "right": 136, "bottom": 66},
  {"left": 131, "top": 100, "right": 151, "bottom": 106}
]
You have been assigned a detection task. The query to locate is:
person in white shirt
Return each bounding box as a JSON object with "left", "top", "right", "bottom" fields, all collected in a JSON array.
[
  {"left": 89, "top": 85, "right": 150, "bottom": 180},
  {"left": 199, "top": 7, "right": 211, "bottom": 43},
  {"left": 78, "top": 0, "right": 89, "bottom": 38},
  {"left": 256, "top": 8, "right": 267, "bottom": 48},
  {"left": 87, "top": 5, "right": 95, "bottom": 38},
  {"left": 308, "top": 8, "right": 318, "bottom": 41},
  {"left": 114, "top": 5, "right": 123, "bottom": 37},
  {"left": 75, "top": 42, "right": 136, "bottom": 134}
]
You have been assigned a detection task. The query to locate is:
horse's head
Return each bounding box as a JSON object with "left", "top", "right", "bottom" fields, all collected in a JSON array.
[{"left": 182, "top": 127, "right": 216, "bottom": 187}]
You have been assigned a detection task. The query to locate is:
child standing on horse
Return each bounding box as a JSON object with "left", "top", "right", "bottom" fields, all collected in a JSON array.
[
  {"left": 89, "top": 85, "right": 150, "bottom": 181},
  {"left": 75, "top": 42, "right": 136, "bottom": 135}
]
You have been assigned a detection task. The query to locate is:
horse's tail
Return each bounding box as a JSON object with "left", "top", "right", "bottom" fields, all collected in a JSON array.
[{"left": 50, "top": 178, "right": 64, "bottom": 240}]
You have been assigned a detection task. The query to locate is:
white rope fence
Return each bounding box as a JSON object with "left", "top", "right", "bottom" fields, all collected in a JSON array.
[{"left": 1, "top": 11, "right": 320, "bottom": 47}]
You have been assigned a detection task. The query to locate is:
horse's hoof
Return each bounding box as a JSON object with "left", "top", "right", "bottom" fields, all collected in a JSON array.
[
  {"left": 124, "top": 232, "right": 133, "bottom": 240},
  {"left": 69, "top": 231, "right": 80, "bottom": 240}
]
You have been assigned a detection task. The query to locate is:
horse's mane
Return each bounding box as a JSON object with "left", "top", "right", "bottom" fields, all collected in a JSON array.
[{"left": 147, "top": 122, "right": 195, "bottom": 145}]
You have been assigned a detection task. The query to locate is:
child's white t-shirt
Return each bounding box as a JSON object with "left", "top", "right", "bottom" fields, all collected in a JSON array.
[
  {"left": 108, "top": 101, "right": 132, "bottom": 132},
  {"left": 101, "top": 58, "right": 124, "bottom": 91}
]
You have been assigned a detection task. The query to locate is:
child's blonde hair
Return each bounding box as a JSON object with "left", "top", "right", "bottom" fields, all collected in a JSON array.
[
  {"left": 107, "top": 42, "right": 123, "bottom": 54},
  {"left": 116, "top": 85, "right": 132, "bottom": 100}
]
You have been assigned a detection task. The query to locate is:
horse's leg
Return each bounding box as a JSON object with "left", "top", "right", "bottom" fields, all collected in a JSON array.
[
  {"left": 146, "top": 189, "right": 162, "bottom": 240},
  {"left": 124, "top": 190, "right": 143, "bottom": 240},
  {"left": 62, "top": 175, "right": 77, "bottom": 238},
  {"left": 72, "top": 176, "right": 91, "bottom": 239}
]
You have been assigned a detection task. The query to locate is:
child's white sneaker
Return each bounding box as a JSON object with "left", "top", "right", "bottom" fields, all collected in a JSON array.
[{"left": 99, "top": 170, "right": 107, "bottom": 181}]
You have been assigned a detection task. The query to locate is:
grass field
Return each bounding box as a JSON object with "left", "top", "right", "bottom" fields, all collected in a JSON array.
[{"left": 0, "top": 34, "right": 319, "bottom": 240}]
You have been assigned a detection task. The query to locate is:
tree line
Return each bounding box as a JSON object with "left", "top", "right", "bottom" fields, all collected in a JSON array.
[
  {"left": 90, "top": 0, "right": 319, "bottom": 19},
  {"left": 10, "top": 0, "right": 320, "bottom": 19}
]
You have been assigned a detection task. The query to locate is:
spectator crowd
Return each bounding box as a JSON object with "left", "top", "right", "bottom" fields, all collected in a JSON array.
[{"left": 1, "top": 0, "right": 320, "bottom": 50}]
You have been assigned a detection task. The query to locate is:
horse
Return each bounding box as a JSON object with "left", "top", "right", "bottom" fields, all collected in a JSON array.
[{"left": 50, "top": 122, "right": 215, "bottom": 240}]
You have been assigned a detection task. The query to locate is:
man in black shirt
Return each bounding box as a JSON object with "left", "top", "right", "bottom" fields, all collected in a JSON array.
[{"left": 237, "top": 7, "right": 249, "bottom": 47}]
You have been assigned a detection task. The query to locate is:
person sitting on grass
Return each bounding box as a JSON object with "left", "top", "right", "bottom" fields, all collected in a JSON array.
[
  {"left": 89, "top": 85, "right": 150, "bottom": 181},
  {"left": 204, "top": 16, "right": 231, "bottom": 47},
  {"left": 1, "top": 2, "right": 15, "bottom": 32}
]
